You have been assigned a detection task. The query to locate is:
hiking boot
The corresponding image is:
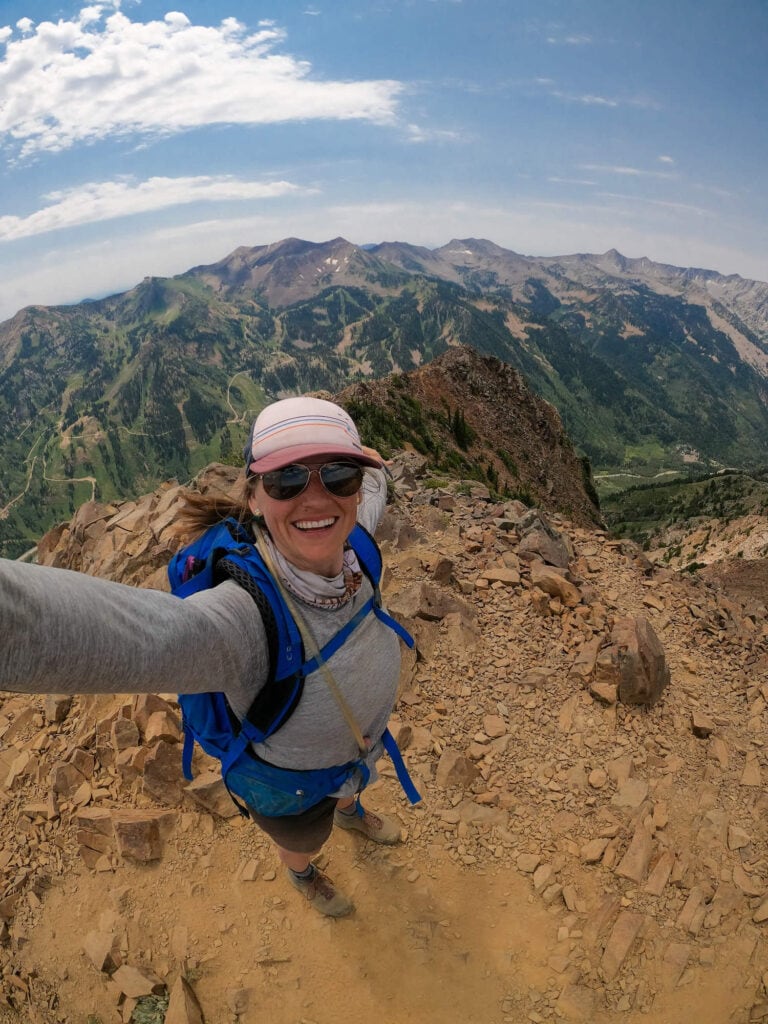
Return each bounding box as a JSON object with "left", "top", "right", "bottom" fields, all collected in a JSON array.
[
  {"left": 287, "top": 865, "right": 354, "bottom": 918},
  {"left": 334, "top": 803, "right": 403, "bottom": 845}
]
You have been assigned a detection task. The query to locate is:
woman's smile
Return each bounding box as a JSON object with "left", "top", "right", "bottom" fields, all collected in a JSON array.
[{"left": 250, "top": 467, "right": 360, "bottom": 576}]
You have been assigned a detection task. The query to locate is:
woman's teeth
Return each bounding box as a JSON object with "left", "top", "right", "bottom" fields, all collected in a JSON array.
[{"left": 294, "top": 518, "right": 335, "bottom": 531}]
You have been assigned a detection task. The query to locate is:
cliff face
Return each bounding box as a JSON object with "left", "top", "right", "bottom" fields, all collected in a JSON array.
[{"left": 338, "top": 345, "right": 601, "bottom": 527}]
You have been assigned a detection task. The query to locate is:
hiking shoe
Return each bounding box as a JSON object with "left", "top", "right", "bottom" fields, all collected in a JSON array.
[
  {"left": 334, "top": 804, "right": 403, "bottom": 845},
  {"left": 287, "top": 865, "right": 354, "bottom": 918}
]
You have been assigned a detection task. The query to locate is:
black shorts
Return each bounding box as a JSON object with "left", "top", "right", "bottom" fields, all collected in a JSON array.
[{"left": 248, "top": 796, "right": 338, "bottom": 853}]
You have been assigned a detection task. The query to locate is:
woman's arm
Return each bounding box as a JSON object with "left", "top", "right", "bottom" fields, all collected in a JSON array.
[
  {"left": 0, "top": 559, "right": 268, "bottom": 699},
  {"left": 357, "top": 467, "right": 388, "bottom": 534}
]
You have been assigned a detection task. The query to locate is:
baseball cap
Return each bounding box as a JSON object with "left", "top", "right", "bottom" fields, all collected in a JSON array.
[{"left": 244, "top": 396, "right": 381, "bottom": 475}]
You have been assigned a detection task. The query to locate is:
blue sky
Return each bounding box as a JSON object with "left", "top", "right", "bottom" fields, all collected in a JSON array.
[{"left": 1, "top": 0, "right": 766, "bottom": 323}]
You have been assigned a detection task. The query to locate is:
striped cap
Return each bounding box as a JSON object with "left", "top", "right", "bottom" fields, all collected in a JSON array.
[{"left": 245, "top": 396, "right": 380, "bottom": 475}]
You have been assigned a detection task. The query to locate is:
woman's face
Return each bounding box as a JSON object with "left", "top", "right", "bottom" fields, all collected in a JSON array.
[{"left": 249, "top": 460, "right": 360, "bottom": 577}]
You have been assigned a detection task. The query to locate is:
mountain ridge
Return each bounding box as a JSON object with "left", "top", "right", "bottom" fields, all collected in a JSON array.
[{"left": 2, "top": 235, "right": 768, "bottom": 555}]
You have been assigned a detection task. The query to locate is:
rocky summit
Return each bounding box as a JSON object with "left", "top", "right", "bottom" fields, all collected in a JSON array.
[{"left": 0, "top": 453, "right": 766, "bottom": 1024}]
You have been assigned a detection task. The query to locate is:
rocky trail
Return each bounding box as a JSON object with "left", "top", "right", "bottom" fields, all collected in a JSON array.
[{"left": 0, "top": 456, "right": 766, "bottom": 1024}]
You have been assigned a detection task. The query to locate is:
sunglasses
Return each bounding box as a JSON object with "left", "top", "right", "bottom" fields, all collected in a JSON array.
[{"left": 258, "top": 461, "right": 365, "bottom": 501}]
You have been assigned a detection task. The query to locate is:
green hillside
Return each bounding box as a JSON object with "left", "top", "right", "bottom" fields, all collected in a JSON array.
[
  {"left": 2, "top": 238, "right": 768, "bottom": 556},
  {"left": 602, "top": 469, "right": 768, "bottom": 549}
]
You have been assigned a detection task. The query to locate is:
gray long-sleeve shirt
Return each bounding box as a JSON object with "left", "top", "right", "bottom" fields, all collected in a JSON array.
[{"left": 0, "top": 471, "right": 400, "bottom": 774}]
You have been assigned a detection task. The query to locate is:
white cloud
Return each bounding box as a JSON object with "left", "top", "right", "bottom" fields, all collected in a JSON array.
[
  {"left": 406, "top": 123, "right": 462, "bottom": 143},
  {"left": 580, "top": 164, "right": 677, "bottom": 180},
  {"left": 0, "top": 6, "right": 403, "bottom": 158},
  {"left": 549, "top": 90, "right": 618, "bottom": 108},
  {"left": 548, "top": 177, "right": 597, "bottom": 187},
  {"left": 658, "top": 155, "right": 675, "bottom": 164},
  {"left": 546, "top": 34, "right": 592, "bottom": 45},
  {"left": 0, "top": 175, "right": 310, "bottom": 241},
  {"left": 540, "top": 82, "right": 659, "bottom": 110},
  {"left": 597, "top": 192, "right": 710, "bottom": 217}
]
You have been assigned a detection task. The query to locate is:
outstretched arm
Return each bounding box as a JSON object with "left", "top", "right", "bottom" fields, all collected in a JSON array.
[{"left": 0, "top": 559, "right": 266, "bottom": 699}]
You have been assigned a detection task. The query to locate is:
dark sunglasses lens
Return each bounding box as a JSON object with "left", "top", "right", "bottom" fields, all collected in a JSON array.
[
  {"left": 319, "top": 462, "right": 364, "bottom": 496},
  {"left": 261, "top": 465, "right": 309, "bottom": 500}
]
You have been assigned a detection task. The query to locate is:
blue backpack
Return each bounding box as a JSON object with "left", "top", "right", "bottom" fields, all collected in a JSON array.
[{"left": 168, "top": 517, "right": 420, "bottom": 817}]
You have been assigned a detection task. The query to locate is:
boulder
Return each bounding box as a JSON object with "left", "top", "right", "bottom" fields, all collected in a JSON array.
[
  {"left": 597, "top": 616, "right": 670, "bottom": 706},
  {"left": 530, "top": 563, "right": 582, "bottom": 608},
  {"left": 185, "top": 772, "right": 239, "bottom": 819}
]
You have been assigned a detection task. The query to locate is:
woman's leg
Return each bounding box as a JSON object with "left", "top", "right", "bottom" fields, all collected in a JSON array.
[{"left": 275, "top": 844, "right": 319, "bottom": 873}]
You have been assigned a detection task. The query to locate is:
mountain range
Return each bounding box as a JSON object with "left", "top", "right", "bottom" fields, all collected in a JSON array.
[{"left": 1, "top": 235, "right": 767, "bottom": 556}]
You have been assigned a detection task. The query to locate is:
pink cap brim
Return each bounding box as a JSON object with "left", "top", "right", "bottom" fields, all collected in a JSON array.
[{"left": 249, "top": 443, "right": 382, "bottom": 474}]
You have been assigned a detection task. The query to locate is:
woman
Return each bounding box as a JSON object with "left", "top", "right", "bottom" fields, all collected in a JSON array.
[{"left": 0, "top": 396, "right": 408, "bottom": 918}]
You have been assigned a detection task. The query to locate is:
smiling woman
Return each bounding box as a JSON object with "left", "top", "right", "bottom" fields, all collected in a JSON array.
[{"left": 0, "top": 395, "right": 417, "bottom": 919}]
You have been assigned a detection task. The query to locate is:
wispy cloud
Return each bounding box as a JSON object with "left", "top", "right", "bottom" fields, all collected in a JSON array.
[
  {"left": 405, "top": 123, "right": 462, "bottom": 143},
  {"left": 580, "top": 163, "right": 677, "bottom": 180},
  {"left": 540, "top": 82, "right": 660, "bottom": 110},
  {"left": 598, "top": 192, "right": 710, "bottom": 216},
  {"left": 0, "top": 6, "right": 402, "bottom": 159},
  {"left": 549, "top": 90, "right": 618, "bottom": 108},
  {"left": 548, "top": 177, "right": 597, "bottom": 187},
  {"left": 658, "top": 155, "right": 675, "bottom": 164},
  {"left": 0, "top": 175, "right": 309, "bottom": 241},
  {"left": 546, "top": 33, "right": 592, "bottom": 45}
]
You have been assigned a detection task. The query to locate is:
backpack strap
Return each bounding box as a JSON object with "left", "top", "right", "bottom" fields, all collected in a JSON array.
[{"left": 348, "top": 524, "right": 414, "bottom": 649}]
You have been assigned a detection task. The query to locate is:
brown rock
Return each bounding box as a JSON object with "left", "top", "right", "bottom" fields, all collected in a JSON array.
[
  {"left": 691, "top": 710, "right": 715, "bottom": 738},
  {"left": 144, "top": 710, "right": 182, "bottom": 745},
  {"left": 589, "top": 682, "right": 618, "bottom": 705},
  {"left": 615, "top": 827, "right": 654, "bottom": 883},
  {"left": 644, "top": 850, "right": 675, "bottom": 896},
  {"left": 435, "top": 749, "right": 480, "bottom": 789},
  {"left": 112, "top": 811, "right": 165, "bottom": 862},
  {"left": 69, "top": 748, "right": 96, "bottom": 779},
  {"left": 480, "top": 567, "right": 520, "bottom": 587},
  {"left": 661, "top": 942, "right": 691, "bottom": 989},
  {"left": 709, "top": 737, "right": 729, "bottom": 769},
  {"left": 580, "top": 838, "right": 609, "bottom": 864},
  {"left": 82, "top": 930, "right": 121, "bottom": 974},
  {"left": 142, "top": 740, "right": 185, "bottom": 805},
  {"left": 389, "top": 583, "right": 475, "bottom": 623},
  {"left": 165, "top": 976, "right": 204, "bottom": 1024},
  {"left": 185, "top": 772, "right": 239, "bottom": 818},
  {"left": 529, "top": 563, "right": 581, "bottom": 608},
  {"left": 677, "top": 885, "right": 712, "bottom": 935},
  {"left": 77, "top": 809, "right": 115, "bottom": 839},
  {"left": 111, "top": 717, "right": 140, "bottom": 752},
  {"left": 111, "top": 964, "right": 165, "bottom": 998},
  {"left": 43, "top": 695, "right": 73, "bottom": 724},
  {"left": 482, "top": 715, "right": 506, "bottom": 738},
  {"left": 741, "top": 752, "right": 762, "bottom": 787},
  {"left": 517, "top": 524, "right": 571, "bottom": 568},
  {"left": 517, "top": 853, "right": 541, "bottom": 873},
  {"left": 570, "top": 636, "right": 602, "bottom": 680},
  {"left": 132, "top": 693, "right": 176, "bottom": 735},
  {"left": 600, "top": 911, "right": 645, "bottom": 982},
  {"left": 604, "top": 616, "right": 670, "bottom": 705},
  {"left": 49, "top": 761, "right": 86, "bottom": 798},
  {"left": 611, "top": 778, "right": 648, "bottom": 809},
  {"left": 733, "top": 864, "right": 766, "bottom": 897},
  {"left": 555, "top": 984, "right": 595, "bottom": 1022}
]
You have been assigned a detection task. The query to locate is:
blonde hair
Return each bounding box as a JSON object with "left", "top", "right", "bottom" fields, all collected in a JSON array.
[{"left": 168, "top": 475, "right": 259, "bottom": 543}]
